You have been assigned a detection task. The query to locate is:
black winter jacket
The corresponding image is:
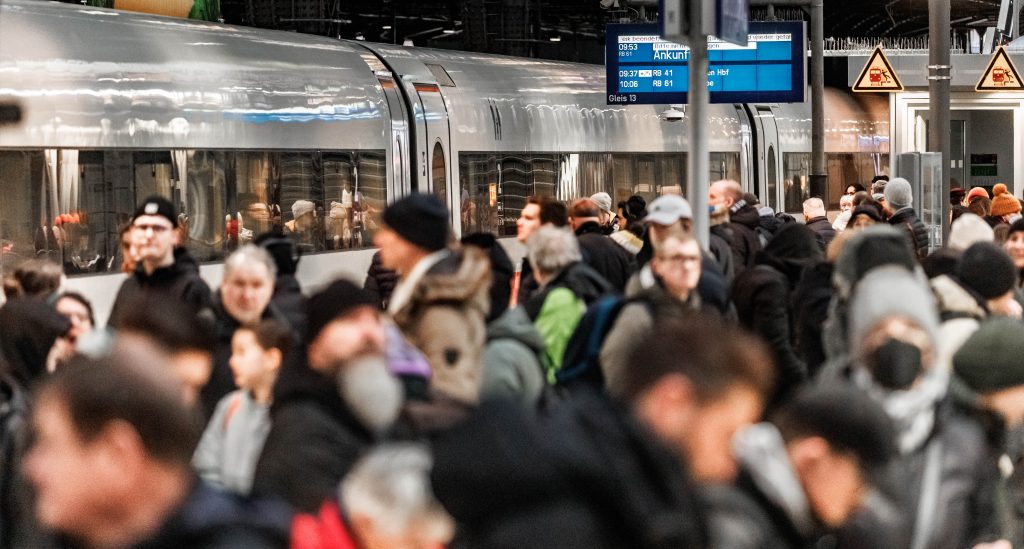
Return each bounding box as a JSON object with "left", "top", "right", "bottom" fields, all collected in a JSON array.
[
  {"left": 252, "top": 358, "right": 374, "bottom": 513},
  {"left": 575, "top": 222, "right": 636, "bottom": 293},
  {"left": 889, "top": 207, "right": 930, "bottom": 260},
  {"left": 108, "top": 248, "right": 212, "bottom": 328},
  {"left": 363, "top": 250, "right": 397, "bottom": 310},
  {"left": 803, "top": 216, "right": 836, "bottom": 251},
  {"left": 729, "top": 203, "right": 764, "bottom": 274},
  {"left": 432, "top": 393, "right": 708, "bottom": 549},
  {"left": 127, "top": 480, "right": 291, "bottom": 549}
]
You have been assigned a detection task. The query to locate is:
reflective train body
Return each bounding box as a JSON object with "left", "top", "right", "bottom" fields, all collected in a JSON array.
[{"left": 0, "top": 0, "right": 887, "bottom": 324}]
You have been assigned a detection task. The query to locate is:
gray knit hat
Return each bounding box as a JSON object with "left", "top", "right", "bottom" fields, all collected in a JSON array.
[{"left": 884, "top": 177, "right": 913, "bottom": 208}]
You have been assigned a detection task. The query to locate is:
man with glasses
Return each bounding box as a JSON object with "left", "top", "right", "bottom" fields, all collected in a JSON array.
[{"left": 108, "top": 196, "right": 212, "bottom": 328}]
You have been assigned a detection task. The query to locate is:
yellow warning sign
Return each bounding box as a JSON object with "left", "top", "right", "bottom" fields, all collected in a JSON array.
[
  {"left": 976, "top": 47, "right": 1024, "bottom": 91},
  {"left": 853, "top": 46, "right": 904, "bottom": 92}
]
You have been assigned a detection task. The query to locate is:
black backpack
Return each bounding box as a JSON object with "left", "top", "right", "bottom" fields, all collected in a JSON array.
[{"left": 556, "top": 295, "right": 649, "bottom": 389}]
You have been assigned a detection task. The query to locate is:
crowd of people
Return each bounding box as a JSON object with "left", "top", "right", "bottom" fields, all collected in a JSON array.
[{"left": 0, "top": 178, "right": 1023, "bottom": 549}]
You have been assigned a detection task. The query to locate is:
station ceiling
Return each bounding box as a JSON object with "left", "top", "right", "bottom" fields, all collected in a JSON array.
[{"left": 245, "top": 0, "right": 1006, "bottom": 42}]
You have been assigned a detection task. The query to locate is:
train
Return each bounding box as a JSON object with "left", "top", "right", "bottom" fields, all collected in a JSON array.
[{"left": 0, "top": 0, "right": 888, "bottom": 324}]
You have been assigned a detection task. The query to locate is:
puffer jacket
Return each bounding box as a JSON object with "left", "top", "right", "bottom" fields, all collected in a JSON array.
[
  {"left": 482, "top": 307, "right": 546, "bottom": 409},
  {"left": 392, "top": 247, "right": 491, "bottom": 405},
  {"left": 844, "top": 401, "right": 1000, "bottom": 549},
  {"left": 889, "top": 207, "right": 930, "bottom": 260}
]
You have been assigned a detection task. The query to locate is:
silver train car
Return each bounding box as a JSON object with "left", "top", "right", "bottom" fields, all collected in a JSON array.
[{"left": 0, "top": 0, "right": 886, "bottom": 324}]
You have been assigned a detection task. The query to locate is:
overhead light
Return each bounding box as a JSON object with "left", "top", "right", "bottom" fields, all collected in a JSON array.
[
  {"left": 549, "top": 36, "right": 561, "bottom": 42},
  {"left": 443, "top": 28, "right": 457, "bottom": 34},
  {"left": 382, "top": 25, "right": 392, "bottom": 30}
]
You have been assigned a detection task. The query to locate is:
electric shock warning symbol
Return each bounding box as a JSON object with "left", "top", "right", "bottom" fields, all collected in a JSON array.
[
  {"left": 976, "top": 47, "right": 1024, "bottom": 91},
  {"left": 853, "top": 46, "right": 904, "bottom": 92}
]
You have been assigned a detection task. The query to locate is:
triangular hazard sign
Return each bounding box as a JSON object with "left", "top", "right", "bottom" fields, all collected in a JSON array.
[
  {"left": 853, "top": 46, "right": 904, "bottom": 92},
  {"left": 976, "top": 47, "right": 1024, "bottom": 91}
]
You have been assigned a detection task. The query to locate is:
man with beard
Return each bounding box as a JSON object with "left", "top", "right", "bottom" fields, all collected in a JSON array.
[{"left": 252, "top": 280, "right": 404, "bottom": 513}]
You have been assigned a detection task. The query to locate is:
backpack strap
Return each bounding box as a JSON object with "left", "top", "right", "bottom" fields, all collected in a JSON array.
[
  {"left": 222, "top": 393, "right": 244, "bottom": 432},
  {"left": 555, "top": 295, "right": 629, "bottom": 385}
]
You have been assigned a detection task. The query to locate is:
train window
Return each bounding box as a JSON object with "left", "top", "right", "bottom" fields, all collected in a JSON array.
[
  {"left": 0, "top": 148, "right": 388, "bottom": 279},
  {"left": 431, "top": 143, "right": 448, "bottom": 208},
  {"left": 0, "top": 151, "right": 45, "bottom": 276},
  {"left": 425, "top": 64, "right": 457, "bottom": 87},
  {"left": 184, "top": 150, "right": 229, "bottom": 263},
  {"left": 354, "top": 152, "right": 387, "bottom": 249},
  {"left": 826, "top": 153, "right": 889, "bottom": 209},
  {"left": 610, "top": 153, "right": 687, "bottom": 204},
  {"left": 709, "top": 153, "right": 741, "bottom": 184},
  {"left": 767, "top": 146, "right": 778, "bottom": 212},
  {"left": 784, "top": 153, "right": 811, "bottom": 213}
]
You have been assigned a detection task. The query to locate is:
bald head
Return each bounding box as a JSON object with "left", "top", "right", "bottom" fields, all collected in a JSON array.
[{"left": 709, "top": 180, "right": 743, "bottom": 209}]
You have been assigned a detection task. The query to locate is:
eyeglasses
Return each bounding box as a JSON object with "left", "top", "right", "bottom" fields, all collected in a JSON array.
[
  {"left": 657, "top": 253, "right": 701, "bottom": 266},
  {"left": 132, "top": 223, "right": 172, "bottom": 234}
]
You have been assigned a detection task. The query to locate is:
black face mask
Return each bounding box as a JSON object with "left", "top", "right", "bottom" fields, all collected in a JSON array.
[{"left": 868, "top": 339, "right": 923, "bottom": 391}]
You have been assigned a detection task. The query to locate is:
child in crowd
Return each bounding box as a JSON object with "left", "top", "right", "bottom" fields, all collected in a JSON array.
[{"left": 193, "top": 319, "right": 291, "bottom": 495}]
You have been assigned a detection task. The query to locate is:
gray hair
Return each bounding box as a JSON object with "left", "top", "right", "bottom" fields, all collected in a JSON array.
[
  {"left": 340, "top": 443, "right": 454, "bottom": 540},
  {"left": 527, "top": 226, "right": 582, "bottom": 276},
  {"left": 223, "top": 244, "right": 277, "bottom": 281},
  {"left": 803, "top": 197, "right": 825, "bottom": 211}
]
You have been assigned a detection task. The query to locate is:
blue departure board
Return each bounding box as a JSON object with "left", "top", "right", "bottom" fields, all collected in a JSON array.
[{"left": 606, "top": 22, "right": 806, "bottom": 105}]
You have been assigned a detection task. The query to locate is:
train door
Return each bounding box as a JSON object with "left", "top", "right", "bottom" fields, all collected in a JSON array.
[
  {"left": 750, "top": 105, "right": 783, "bottom": 211},
  {"left": 414, "top": 84, "right": 454, "bottom": 226},
  {"left": 355, "top": 49, "right": 411, "bottom": 200}
]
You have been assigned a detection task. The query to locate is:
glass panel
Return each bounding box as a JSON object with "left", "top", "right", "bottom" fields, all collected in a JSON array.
[
  {"left": 278, "top": 152, "right": 323, "bottom": 254},
  {"left": 431, "top": 143, "right": 447, "bottom": 208},
  {"left": 784, "top": 152, "right": 810, "bottom": 213},
  {"left": 767, "top": 146, "right": 778, "bottom": 211},
  {"left": 354, "top": 152, "right": 387, "bottom": 249},
  {"left": 322, "top": 152, "right": 356, "bottom": 250},
  {"left": 184, "top": 150, "right": 228, "bottom": 261},
  {"left": 0, "top": 151, "right": 44, "bottom": 275},
  {"left": 709, "top": 152, "right": 741, "bottom": 184}
]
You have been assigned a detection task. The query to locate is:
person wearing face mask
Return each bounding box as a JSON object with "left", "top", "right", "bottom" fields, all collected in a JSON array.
[
  {"left": 953, "top": 318, "right": 1024, "bottom": 548},
  {"left": 839, "top": 266, "right": 1000, "bottom": 549}
]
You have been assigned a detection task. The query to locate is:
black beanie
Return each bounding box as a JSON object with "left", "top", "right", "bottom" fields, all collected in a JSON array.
[
  {"left": 133, "top": 195, "right": 178, "bottom": 227},
  {"left": 306, "top": 279, "right": 378, "bottom": 342},
  {"left": 381, "top": 194, "right": 449, "bottom": 252},
  {"left": 954, "top": 317, "right": 1024, "bottom": 393},
  {"left": 957, "top": 242, "right": 1016, "bottom": 299}
]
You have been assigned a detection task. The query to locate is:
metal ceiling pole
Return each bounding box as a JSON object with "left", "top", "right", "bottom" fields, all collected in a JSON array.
[
  {"left": 687, "top": 0, "right": 710, "bottom": 250},
  {"left": 809, "top": 0, "right": 826, "bottom": 200},
  {"left": 929, "top": 0, "right": 951, "bottom": 243}
]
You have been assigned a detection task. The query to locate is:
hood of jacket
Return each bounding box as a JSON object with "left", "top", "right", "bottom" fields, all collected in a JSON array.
[
  {"left": 733, "top": 423, "right": 818, "bottom": 538},
  {"left": 833, "top": 225, "right": 919, "bottom": 300},
  {"left": 730, "top": 202, "right": 762, "bottom": 230},
  {"left": 930, "top": 274, "right": 986, "bottom": 321},
  {"left": 486, "top": 307, "right": 546, "bottom": 355},
  {"left": 756, "top": 223, "right": 823, "bottom": 283},
  {"left": 0, "top": 298, "right": 70, "bottom": 388},
  {"left": 403, "top": 247, "right": 491, "bottom": 319}
]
